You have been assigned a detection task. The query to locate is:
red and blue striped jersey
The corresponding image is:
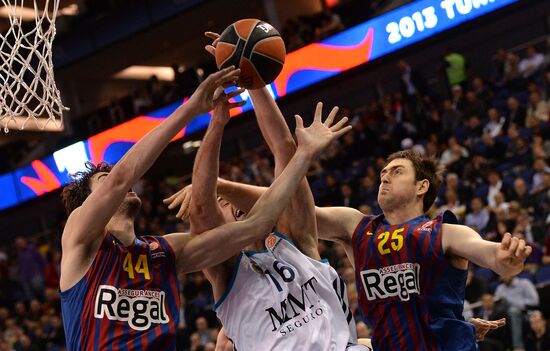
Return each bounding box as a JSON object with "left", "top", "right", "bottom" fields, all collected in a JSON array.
[
  {"left": 61, "top": 234, "right": 180, "bottom": 351},
  {"left": 352, "top": 211, "right": 476, "bottom": 351}
]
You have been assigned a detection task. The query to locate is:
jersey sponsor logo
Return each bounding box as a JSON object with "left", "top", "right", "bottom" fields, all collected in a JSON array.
[
  {"left": 265, "top": 276, "right": 325, "bottom": 335},
  {"left": 360, "top": 263, "right": 420, "bottom": 301},
  {"left": 151, "top": 251, "right": 166, "bottom": 259},
  {"left": 94, "top": 285, "right": 170, "bottom": 330}
]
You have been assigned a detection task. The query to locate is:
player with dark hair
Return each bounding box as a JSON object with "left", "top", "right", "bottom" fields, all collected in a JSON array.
[
  {"left": 58, "top": 66, "right": 342, "bottom": 351},
  {"left": 175, "top": 148, "right": 527, "bottom": 350}
]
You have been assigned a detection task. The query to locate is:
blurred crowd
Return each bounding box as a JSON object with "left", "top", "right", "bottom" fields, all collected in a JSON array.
[{"left": 2, "top": 20, "right": 550, "bottom": 351}]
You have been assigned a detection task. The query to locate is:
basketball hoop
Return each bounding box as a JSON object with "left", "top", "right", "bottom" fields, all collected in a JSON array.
[{"left": 0, "top": 0, "right": 69, "bottom": 133}]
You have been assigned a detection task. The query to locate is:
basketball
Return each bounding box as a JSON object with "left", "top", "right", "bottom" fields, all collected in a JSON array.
[{"left": 215, "top": 19, "right": 286, "bottom": 90}]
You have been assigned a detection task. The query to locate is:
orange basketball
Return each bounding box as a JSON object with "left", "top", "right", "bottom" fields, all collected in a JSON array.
[{"left": 215, "top": 19, "right": 286, "bottom": 90}]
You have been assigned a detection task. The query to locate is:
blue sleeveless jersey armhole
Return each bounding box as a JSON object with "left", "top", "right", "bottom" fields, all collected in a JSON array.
[{"left": 60, "top": 275, "right": 87, "bottom": 350}]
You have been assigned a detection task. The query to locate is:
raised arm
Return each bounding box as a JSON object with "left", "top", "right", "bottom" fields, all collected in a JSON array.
[
  {"left": 62, "top": 67, "right": 240, "bottom": 248},
  {"left": 165, "top": 104, "right": 352, "bottom": 274},
  {"left": 189, "top": 87, "right": 245, "bottom": 234},
  {"left": 250, "top": 89, "right": 327, "bottom": 258},
  {"left": 443, "top": 224, "right": 532, "bottom": 277},
  {"left": 60, "top": 68, "right": 240, "bottom": 290}
]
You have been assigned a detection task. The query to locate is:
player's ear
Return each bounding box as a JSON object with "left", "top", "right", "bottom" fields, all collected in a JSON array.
[{"left": 416, "top": 179, "right": 429, "bottom": 196}]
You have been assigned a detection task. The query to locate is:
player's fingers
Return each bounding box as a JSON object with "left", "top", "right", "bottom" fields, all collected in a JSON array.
[
  {"left": 176, "top": 204, "right": 187, "bottom": 219},
  {"left": 314, "top": 102, "right": 323, "bottom": 123},
  {"left": 324, "top": 106, "right": 339, "bottom": 126},
  {"left": 330, "top": 116, "right": 349, "bottom": 132},
  {"left": 332, "top": 125, "right": 353, "bottom": 138},
  {"left": 163, "top": 193, "right": 177, "bottom": 204},
  {"left": 167, "top": 193, "right": 184, "bottom": 209},
  {"left": 228, "top": 101, "right": 246, "bottom": 108},
  {"left": 508, "top": 236, "right": 519, "bottom": 255},
  {"left": 515, "top": 239, "right": 526, "bottom": 257},
  {"left": 227, "top": 88, "right": 245, "bottom": 99},
  {"left": 205, "top": 31, "right": 220, "bottom": 40},
  {"left": 211, "top": 66, "right": 236, "bottom": 82},
  {"left": 501, "top": 232, "right": 512, "bottom": 250},
  {"left": 294, "top": 115, "right": 304, "bottom": 130},
  {"left": 522, "top": 245, "right": 532, "bottom": 259},
  {"left": 205, "top": 45, "right": 216, "bottom": 56},
  {"left": 217, "top": 71, "right": 241, "bottom": 88}
]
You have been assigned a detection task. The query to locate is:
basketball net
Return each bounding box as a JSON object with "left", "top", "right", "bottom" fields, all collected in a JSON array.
[{"left": 0, "top": 0, "right": 68, "bottom": 133}]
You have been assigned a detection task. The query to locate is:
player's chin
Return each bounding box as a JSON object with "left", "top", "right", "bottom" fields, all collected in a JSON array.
[{"left": 122, "top": 196, "right": 142, "bottom": 217}]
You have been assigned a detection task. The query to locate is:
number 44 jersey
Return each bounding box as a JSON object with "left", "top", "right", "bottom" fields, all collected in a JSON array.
[
  {"left": 60, "top": 235, "right": 180, "bottom": 351},
  {"left": 215, "top": 232, "right": 368, "bottom": 351}
]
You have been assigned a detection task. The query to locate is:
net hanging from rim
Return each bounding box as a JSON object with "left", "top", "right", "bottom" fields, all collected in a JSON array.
[{"left": 0, "top": 0, "right": 68, "bottom": 132}]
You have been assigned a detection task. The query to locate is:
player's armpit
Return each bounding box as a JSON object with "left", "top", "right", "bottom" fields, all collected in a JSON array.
[{"left": 315, "top": 206, "right": 364, "bottom": 245}]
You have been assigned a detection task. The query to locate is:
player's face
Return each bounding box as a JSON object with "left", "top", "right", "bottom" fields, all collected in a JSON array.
[
  {"left": 217, "top": 197, "right": 246, "bottom": 223},
  {"left": 378, "top": 159, "right": 418, "bottom": 212},
  {"left": 89, "top": 172, "right": 142, "bottom": 216}
]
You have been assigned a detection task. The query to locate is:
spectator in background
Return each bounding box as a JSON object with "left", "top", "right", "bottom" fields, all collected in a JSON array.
[
  {"left": 483, "top": 108, "right": 506, "bottom": 137},
  {"left": 443, "top": 48, "right": 467, "bottom": 93},
  {"left": 440, "top": 137, "right": 469, "bottom": 167},
  {"left": 510, "top": 178, "right": 535, "bottom": 214},
  {"left": 397, "top": 59, "right": 427, "bottom": 126},
  {"left": 195, "top": 317, "right": 214, "bottom": 346},
  {"left": 491, "top": 48, "right": 508, "bottom": 88},
  {"left": 451, "top": 84, "right": 467, "bottom": 112},
  {"left": 339, "top": 183, "right": 360, "bottom": 209},
  {"left": 475, "top": 293, "right": 510, "bottom": 351},
  {"left": 504, "top": 52, "right": 523, "bottom": 91},
  {"left": 505, "top": 96, "right": 527, "bottom": 130},
  {"left": 465, "top": 197, "right": 490, "bottom": 235},
  {"left": 524, "top": 310, "right": 550, "bottom": 351},
  {"left": 472, "top": 76, "right": 493, "bottom": 107},
  {"left": 438, "top": 189, "right": 467, "bottom": 221},
  {"left": 485, "top": 170, "right": 509, "bottom": 208},
  {"left": 519, "top": 46, "right": 545, "bottom": 80},
  {"left": 15, "top": 237, "right": 46, "bottom": 301},
  {"left": 527, "top": 91, "right": 549, "bottom": 124},
  {"left": 495, "top": 275, "right": 540, "bottom": 351},
  {"left": 463, "top": 91, "right": 486, "bottom": 119},
  {"left": 44, "top": 250, "right": 60, "bottom": 290},
  {"left": 441, "top": 99, "right": 464, "bottom": 136},
  {"left": 532, "top": 158, "right": 550, "bottom": 190}
]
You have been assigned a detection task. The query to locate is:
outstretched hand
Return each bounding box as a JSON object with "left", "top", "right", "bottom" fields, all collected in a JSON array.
[
  {"left": 495, "top": 232, "right": 532, "bottom": 277},
  {"left": 468, "top": 317, "right": 506, "bottom": 341},
  {"left": 187, "top": 66, "right": 240, "bottom": 115},
  {"left": 294, "top": 102, "right": 352, "bottom": 158},
  {"left": 163, "top": 185, "right": 192, "bottom": 220}
]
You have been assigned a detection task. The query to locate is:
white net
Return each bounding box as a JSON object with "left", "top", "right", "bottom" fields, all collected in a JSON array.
[{"left": 0, "top": 0, "right": 68, "bottom": 132}]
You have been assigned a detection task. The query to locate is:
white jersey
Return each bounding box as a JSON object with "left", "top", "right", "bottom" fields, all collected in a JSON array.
[{"left": 215, "top": 232, "right": 368, "bottom": 351}]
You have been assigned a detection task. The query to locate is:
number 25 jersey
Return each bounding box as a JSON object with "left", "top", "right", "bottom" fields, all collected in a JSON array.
[{"left": 352, "top": 211, "right": 476, "bottom": 351}]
